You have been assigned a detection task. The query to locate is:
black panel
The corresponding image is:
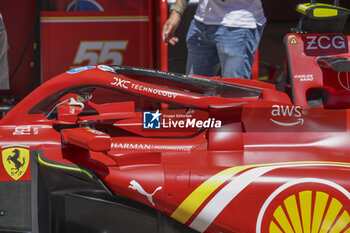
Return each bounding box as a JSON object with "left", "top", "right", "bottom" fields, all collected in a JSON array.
[
  {"left": 50, "top": 191, "right": 199, "bottom": 233},
  {"left": 33, "top": 150, "right": 198, "bottom": 233},
  {"left": 0, "top": 181, "right": 31, "bottom": 232},
  {"left": 51, "top": 191, "right": 157, "bottom": 233}
]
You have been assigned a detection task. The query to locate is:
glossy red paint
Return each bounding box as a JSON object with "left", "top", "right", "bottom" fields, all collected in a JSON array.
[
  {"left": 285, "top": 33, "right": 350, "bottom": 107},
  {"left": 0, "top": 61, "right": 349, "bottom": 232}
]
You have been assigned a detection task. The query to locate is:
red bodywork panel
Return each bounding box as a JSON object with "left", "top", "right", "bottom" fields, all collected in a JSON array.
[
  {"left": 285, "top": 33, "right": 350, "bottom": 108},
  {"left": 1, "top": 65, "right": 350, "bottom": 233}
]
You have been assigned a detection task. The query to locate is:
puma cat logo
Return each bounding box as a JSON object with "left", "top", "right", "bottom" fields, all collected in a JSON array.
[{"left": 129, "top": 180, "right": 162, "bottom": 206}]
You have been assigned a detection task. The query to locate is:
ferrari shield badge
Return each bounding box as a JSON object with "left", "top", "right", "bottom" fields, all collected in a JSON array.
[{"left": 2, "top": 146, "right": 30, "bottom": 180}]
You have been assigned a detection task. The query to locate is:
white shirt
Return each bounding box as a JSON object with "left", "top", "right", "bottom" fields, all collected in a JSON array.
[{"left": 194, "top": 0, "right": 266, "bottom": 28}]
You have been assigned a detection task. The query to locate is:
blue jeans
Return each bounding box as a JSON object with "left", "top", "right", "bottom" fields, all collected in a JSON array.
[{"left": 186, "top": 20, "right": 264, "bottom": 79}]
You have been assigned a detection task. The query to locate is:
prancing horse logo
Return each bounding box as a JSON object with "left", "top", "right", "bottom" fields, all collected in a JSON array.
[
  {"left": 7, "top": 149, "right": 25, "bottom": 173},
  {"left": 2, "top": 146, "right": 30, "bottom": 180},
  {"left": 129, "top": 180, "right": 162, "bottom": 206}
]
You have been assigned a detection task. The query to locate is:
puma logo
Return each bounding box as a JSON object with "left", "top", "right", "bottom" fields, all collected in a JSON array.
[{"left": 129, "top": 180, "right": 162, "bottom": 206}]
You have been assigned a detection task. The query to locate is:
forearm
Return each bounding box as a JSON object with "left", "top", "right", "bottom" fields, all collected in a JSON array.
[
  {"left": 170, "top": 0, "right": 189, "bottom": 16},
  {"left": 162, "top": 0, "right": 189, "bottom": 45},
  {"left": 175, "top": 0, "right": 189, "bottom": 10}
]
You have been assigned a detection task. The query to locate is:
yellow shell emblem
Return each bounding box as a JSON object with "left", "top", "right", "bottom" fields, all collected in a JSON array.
[
  {"left": 270, "top": 190, "right": 350, "bottom": 233},
  {"left": 2, "top": 146, "right": 30, "bottom": 181}
]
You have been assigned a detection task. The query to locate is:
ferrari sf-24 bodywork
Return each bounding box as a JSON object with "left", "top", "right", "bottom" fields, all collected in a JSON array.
[
  {"left": 2, "top": 1, "right": 350, "bottom": 232},
  {"left": 0, "top": 63, "right": 350, "bottom": 233}
]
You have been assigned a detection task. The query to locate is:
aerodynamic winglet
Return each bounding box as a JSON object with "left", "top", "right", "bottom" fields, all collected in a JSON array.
[
  {"left": 209, "top": 103, "right": 247, "bottom": 124},
  {"left": 61, "top": 128, "right": 112, "bottom": 152},
  {"left": 316, "top": 56, "right": 350, "bottom": 72}
]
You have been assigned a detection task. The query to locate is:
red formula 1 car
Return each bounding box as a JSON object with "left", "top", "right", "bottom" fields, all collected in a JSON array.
[{"left": 1, "top": 2, "right": 350, "bottom": 233}]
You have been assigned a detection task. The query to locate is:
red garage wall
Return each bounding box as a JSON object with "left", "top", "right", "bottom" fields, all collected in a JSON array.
[
  {"left": 0, "top": 0, "right": 349, "bottom": 100},
  {"left": 0, "top": 0, "right": 38, "bottom": 99}
]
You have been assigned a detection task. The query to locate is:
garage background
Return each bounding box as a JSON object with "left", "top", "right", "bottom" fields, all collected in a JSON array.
[{"left": 0, "top": 0, "right": 349, "bottom": 102}]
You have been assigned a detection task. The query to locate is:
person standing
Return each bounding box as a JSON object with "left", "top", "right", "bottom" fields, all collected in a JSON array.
[{"left": 162, "top": 0, "right": 266, "bottom": 79}]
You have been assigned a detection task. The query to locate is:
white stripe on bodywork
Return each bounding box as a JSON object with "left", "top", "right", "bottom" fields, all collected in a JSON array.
[{"left": 189, "top": 163, "right": 350, "bottom": 233}]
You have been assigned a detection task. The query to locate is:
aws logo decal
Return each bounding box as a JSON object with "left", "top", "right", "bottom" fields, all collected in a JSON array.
[
  {"left": 1, "top": 145, "right": 30, "bottom": 180},
  {"left": 257, "top": 178, "right": 350, "bottom": 233},
  {"left": 270, "top": 105, "right": 304, "bottom": 127}
]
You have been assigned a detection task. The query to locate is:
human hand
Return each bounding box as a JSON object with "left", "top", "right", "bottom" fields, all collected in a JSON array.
[{"left": 162, "top": 12, "right": 182, "bottom": 45}]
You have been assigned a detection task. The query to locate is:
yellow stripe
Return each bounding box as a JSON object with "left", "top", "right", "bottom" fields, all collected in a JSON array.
[
  {"left": 170, "top": 165, "right": 251, "bottom": 223},
  {"left": 312, "top": 191, "right": 329, "bottom": 233},
  {"left": 299, "top": 191, "right": 312, "bottom": 233},
  {"left": 284, "top": 195, "right": 303, "bottom": 233},
  {"left": 319, "top": 198, "right": 343, "bottom": 233},
  {"left": 274, "top": 205, "right": 295, "bottom": 233},
  {"left": 37, "top": 153, "right": 93, "bottom": 179},
  {"left": 171, "top": 161, "right": 350, "bottom": 224},
  {"left": 314, "top": 8, "right": 338, "bottom": 17},
  {"left": 329, "top": 210, "right": 350, "bottom": 233},
  {"left": 297, "top": 4, "right": 309, "bottom": 13},
  {"left": 296, "top": 3, "right": 346, "bottom": 16},
  {"left": 269, "top": 221, "right": 283, "bottom": 233}
]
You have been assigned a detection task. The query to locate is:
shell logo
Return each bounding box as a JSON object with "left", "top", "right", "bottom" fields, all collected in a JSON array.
[{"left": 269, "top": 190, "right": 350, "bottom": 233}]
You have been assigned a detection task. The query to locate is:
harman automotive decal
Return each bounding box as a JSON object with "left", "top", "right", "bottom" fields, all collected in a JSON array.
[
  {"left": 111, "top": 142, "right": 193, "bottom": 152},
  {"left": 1, "top": 145, "right": 30, "bottom": 180}
]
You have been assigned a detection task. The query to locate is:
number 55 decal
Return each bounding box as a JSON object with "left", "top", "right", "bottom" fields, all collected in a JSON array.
[{"left": 73, "top": 41, "right": 128, "bottom": 66}]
